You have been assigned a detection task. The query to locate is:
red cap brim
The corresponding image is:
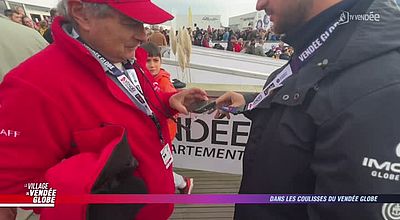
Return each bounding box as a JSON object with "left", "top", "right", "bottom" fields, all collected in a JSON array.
[{"left": 108, "top": 1, "right": 174, "bottom": 24}]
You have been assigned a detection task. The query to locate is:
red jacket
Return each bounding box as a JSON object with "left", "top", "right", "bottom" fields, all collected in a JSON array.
[
  {"left": 0, "top": 17, "right": 175, "bottom": 220},
  {"left": 153, "top": 69, "right": 177, "bottom": 140},
  {"left": 233, "top": 42, "right": 242, "bottom": 52}
]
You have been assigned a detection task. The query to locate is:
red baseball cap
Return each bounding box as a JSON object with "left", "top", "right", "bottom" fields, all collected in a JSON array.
[{"left": 81, "top": 0, "right": 174, "bottom": 24}]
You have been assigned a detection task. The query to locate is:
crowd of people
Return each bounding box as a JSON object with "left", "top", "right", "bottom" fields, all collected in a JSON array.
[
  {"left": 145, "top": 22, "right": 293, "bottom": 60},
  {"left": 194, "top": 26, "right": 294, "bottom": 59},
  {"left": 3, "top": 6, "right": 58, "bottom": 43}
]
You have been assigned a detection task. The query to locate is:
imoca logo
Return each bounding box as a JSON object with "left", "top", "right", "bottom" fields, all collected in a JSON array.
[
  {"left": 361, "top": 143, "right": 400, "bottom": 181},
  {"left": 381, "top": 144, "right": 400, "bottom": 220}
]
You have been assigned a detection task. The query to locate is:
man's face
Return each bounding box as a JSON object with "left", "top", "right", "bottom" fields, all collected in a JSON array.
[
  {"left": 256, "top": 0, "right": 313, "bottom": 34},
  {"left": 11, "top": 12, "right": 22, "bottom": 24},
  {"left": 84, "top": 10, "right": 146, "bottom": 63},
  {"left": 146, "top": 56, "right": 161, "bottom": 76}
]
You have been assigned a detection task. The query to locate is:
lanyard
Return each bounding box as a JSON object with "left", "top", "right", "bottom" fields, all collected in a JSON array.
[
  {"left": 75, "top": 36, "right": 165, "bottom": 144},
  {"left": 247, "top": 15, "right": 343, "bottom": 111}
]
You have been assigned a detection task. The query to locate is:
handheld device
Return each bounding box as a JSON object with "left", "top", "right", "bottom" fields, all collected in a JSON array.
[{"left": 191, "top": 101, "right": 217, "bottom": 114}]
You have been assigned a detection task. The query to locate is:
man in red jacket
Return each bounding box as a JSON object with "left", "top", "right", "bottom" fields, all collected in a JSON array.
[{"left": 0, "top": 0, "right": 208, "bottom": 219}]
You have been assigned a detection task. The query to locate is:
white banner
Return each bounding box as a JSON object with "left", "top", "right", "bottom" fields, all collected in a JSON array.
[{"left": 172, "top": 113, "right": 251, "bottom": 175}]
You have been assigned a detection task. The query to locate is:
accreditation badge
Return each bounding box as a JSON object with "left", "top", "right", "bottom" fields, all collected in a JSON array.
[{"left": 160, "top": 143, "right": 173, "bottom": 169}]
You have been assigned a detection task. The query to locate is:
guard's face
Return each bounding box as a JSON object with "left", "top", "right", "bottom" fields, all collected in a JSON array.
[
  {"left": 256, "top": 0, "right": 313, "bottom": 34},
  {"left": 85, "top": 10, "right": 146, "bottom": 63}
]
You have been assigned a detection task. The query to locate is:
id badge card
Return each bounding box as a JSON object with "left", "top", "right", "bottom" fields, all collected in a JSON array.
[{"left": 160, "top": 143, "right": 173, "bottom": 169}]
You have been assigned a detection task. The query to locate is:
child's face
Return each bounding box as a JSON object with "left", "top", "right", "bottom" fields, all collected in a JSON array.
[{"left": 146, "top": 56, "right": 161, "bottom": 76}]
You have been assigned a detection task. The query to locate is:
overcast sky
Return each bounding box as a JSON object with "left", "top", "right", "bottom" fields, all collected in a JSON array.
[{"left": 19, "top": 0, "right": 259, "bottom": 25}]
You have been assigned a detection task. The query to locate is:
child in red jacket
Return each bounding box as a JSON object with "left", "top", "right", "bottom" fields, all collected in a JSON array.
[{"left": 140, "top": 42, "right": 193, "bottom": 194}]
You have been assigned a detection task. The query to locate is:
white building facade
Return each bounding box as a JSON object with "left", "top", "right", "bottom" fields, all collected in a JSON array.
[
  {"left": 229, "top": 11, "right": 271, "bottom": 31},
  {"left": 164, "top": 14, "right": 222, "bottom": 30}
]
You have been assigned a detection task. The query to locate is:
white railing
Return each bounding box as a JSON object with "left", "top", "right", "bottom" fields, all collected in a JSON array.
[{"left": 162, "top": 46, "right": 287, "bottom": 86}]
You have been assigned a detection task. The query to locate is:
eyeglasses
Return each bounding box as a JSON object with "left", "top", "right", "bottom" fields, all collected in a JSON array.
[{"left": 119, "top": 14, "right": 143, "bottom": 27}]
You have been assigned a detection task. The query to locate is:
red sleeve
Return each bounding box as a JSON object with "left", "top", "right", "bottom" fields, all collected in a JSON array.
[
  {"left": 0, "top": 76, "right": 139, "bottom": 219},
  {"left": 156, "top": 91, "right": 179, "bottom": 118},
  {"left": 135, "top": 47, "right": 148, "bottom": 68},
  {"left": 135, "top": 48, "right": 179, "bottom": 118},
  {"left": 0, "top": 76, "right": 71, "bottom": 194}
]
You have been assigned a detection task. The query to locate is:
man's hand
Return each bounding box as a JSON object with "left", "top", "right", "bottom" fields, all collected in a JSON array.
[
  {"left": 215, "top": 91, "right": 245, "bottom": 119},
  {"left": 169, "top": 88, "right": 208, "bottom": 115}
]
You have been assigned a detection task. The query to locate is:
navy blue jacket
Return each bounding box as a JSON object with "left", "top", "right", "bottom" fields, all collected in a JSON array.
[{"left": 235, "top": 0, "right": 400, "bottom": 219}]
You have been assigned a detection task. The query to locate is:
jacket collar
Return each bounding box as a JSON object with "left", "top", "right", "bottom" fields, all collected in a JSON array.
[
  {"left": 283, "top": 0, "right": 359, "bottom": 54},
  {"left": 52, "top": 17, "right": 107, "bottom": 80},
  {"left": 268, "top": 0, "right": 400, "bottom": 107}
]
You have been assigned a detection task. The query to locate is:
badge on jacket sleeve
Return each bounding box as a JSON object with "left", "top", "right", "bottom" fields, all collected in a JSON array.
[{"left": 161, "top": 143, "right": 173, "bottom": 169}]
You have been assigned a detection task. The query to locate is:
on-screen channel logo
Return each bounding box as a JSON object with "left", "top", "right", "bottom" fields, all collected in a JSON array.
[{"left": 338, "top": 11, "right": 381, "bottom": 26}]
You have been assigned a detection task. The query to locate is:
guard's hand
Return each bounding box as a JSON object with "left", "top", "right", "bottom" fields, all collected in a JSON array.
[
  {"left": 215, "top": 91, "right": 245, "bottom": 119},
  {"left": 169, "top": 88, "right": 208, "bottom": 115}
]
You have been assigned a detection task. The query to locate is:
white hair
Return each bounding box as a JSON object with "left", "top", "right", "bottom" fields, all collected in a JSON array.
[{"left": 57, "top": 0, "right": 114, "bottom": 23}]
